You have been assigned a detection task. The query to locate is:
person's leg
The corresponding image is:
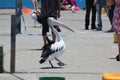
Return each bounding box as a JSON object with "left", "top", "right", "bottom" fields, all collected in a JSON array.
[
  {"left": 42, "top": 33, "right": 47, "bottom": 45},
  {"left": 109, "top": 5, "right": 115, "bottom": 25},
  {"left": 85, "top": 0, "right": 91, "bottom": 30},
  {"left": 103, "top": 4, "right": 109, "bottom": 17},
  {"left": 103, "top": 4, "right": 113, "bottom": 31},
  {"left": 96, "top": 3, "right": 102, "bottom": 31},
  {"left": 107, "top": 4, "right": 115, "bottom": 32},
  {"left": 41, "top": 17, "right": 49, "bottom": 46},
  {"left": 65, "top": 5, "right": 72, "bottom": 10},
  {"left": 31, "top": 0, "right": 35, "bottom": 10},
  {"left": 116, "top": 34, "right": 120, "bottom": 61},
  {"left": 91, "top": 2, "right": 96, "bottom": 29}
]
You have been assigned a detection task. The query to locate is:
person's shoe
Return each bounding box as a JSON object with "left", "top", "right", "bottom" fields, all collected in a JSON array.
[
  {"left": 116, "top": 55, "right": 120, "bottom": 61},
  {"left": 85, "top": 26, "right": 89, "bottom": 30},
  {"left": 91, "top": 26, "right": 97, "bottom": 30},
  {"left": 97, "top": 27, "right": 102, "bottom": 31},
  {"left": 106, "top": 29, "right": 114, "bottom": 33}
]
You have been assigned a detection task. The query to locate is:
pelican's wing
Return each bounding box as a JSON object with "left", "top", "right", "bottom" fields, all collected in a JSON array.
[
  {"left": 41, "top": 43, "right": 55, "bottom": 58},
  {"left": 48, "top": 17, "right": 75, "bottom": 32}
]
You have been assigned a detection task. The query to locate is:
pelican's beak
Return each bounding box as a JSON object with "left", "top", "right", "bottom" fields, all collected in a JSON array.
[{"left": 48, "top": 17, "right": 75, "bottom": 32}]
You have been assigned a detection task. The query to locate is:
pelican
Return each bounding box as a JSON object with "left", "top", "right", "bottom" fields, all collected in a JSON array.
[{"left": 39, "top": 17, "right": 74, "bottom": 68}]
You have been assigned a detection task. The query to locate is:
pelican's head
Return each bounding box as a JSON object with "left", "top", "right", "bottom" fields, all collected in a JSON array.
[{"left": 39, "top": 58, "right": 46, "bottom": 64}]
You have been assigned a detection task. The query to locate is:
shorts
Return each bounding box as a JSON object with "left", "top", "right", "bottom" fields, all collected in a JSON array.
[{"left": 41, "top": 17, "right": 49, "bottom": 36}]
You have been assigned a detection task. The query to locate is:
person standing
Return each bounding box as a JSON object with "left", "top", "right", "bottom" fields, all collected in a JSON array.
[
  {"left": 112, "top": 0, "right": 120, "bottom": 61},
  {"left": 35, "top": 0, "right": 61, "bottom": 48},
  {"left": 85, "top": 0, "right": 96, "bottom": 30},
  {"left": 106, "top": 0, "right": 115, "bottom": 32},
  {"left": 96, "top": 0, "right": 109, "bottom": 31}
]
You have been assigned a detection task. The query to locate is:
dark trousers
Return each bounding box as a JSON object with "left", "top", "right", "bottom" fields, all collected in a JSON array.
[
  {"left": 85, "top": 0, "right": 96, "bottom": 28},
  {"left": 108, "top": 4, "right": 115, "bottom": 25}
]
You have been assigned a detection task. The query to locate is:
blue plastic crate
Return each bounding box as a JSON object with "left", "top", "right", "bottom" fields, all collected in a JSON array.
[
  {"left": 0, "top": 0, "right": 34, "bottom": 8},
  {"left": 76, "top": 0, "right": 86, "bottom": 10}
]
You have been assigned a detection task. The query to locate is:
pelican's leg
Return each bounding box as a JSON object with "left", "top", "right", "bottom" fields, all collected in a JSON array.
[
  {"left": 55, "top": 57, "right": 66, "bottom": 66},
  {"left": 49, "top": 60, "right": 54, "bottom": 68}
]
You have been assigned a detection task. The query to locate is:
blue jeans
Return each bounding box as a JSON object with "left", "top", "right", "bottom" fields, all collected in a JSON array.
[{"left": 96, "top": 2, "right": 109, "bottom": 29}]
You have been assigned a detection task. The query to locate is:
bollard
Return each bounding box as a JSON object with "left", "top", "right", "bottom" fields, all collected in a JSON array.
[
  {"left": 114, "top": 33, "right": 118, "bottom": 43},
  {"left": 102, "top": 72, "right": 120, "bottom": 80},
  {"left": 10, "top": 15, "right": 16, "bottom": 73},
  {"left": 0, "top": 45, "right": 4, "bottom": 73},
  {"left": 39, "top": 77, "right": 65, "bottom": 80}
]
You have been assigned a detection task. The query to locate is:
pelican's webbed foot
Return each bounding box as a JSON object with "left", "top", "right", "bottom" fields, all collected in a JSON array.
[
  {"left": 55, "top": 58, "right": 66, "bottom": 66},
  {"left": 57, "top": 62, "right": 66, "bottom": 66}
]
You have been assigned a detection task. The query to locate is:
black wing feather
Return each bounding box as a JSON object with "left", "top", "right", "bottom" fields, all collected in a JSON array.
[{"left": 41, "top": 40, "right": 55, "bottom": 58}]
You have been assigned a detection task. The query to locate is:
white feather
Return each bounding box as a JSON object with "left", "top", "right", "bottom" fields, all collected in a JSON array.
[{"left": 46, "top": 40, "right": 65, "bottom": 61}]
